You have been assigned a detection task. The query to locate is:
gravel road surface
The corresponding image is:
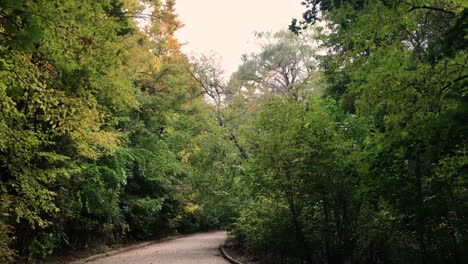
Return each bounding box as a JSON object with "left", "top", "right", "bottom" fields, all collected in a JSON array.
[{"left": 85, "top": 231, "right": 229, "bottom": 264}]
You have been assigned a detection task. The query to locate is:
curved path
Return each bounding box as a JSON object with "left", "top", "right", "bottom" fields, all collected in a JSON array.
[{"left": 86, "top": 231, "right": 229, "bottom": 264}]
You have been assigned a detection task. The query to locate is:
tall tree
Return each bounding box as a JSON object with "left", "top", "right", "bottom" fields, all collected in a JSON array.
[{"left": 237, "top": 30, "right": 321, "bottom": 100}]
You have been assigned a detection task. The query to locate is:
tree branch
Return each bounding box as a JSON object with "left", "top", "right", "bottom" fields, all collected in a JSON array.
[{"left": 404, "top": 2, "right": 455, "bottom": 15}]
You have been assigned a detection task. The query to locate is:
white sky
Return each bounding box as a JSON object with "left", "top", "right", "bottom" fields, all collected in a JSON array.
[{"left": 174, "top": 0, "right": 304, "bottom": 77}]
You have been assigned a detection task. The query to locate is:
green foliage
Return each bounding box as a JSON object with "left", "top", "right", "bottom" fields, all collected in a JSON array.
[
  {"left": 229, "top": 1, "right": 467, "bottom": 263},
  {"left": 236, "top": 30, "right": 321, "bottom": 100},
  {"left": 229, "top": 1, "right": 468, "bottom": 263},
  {"left": 0, "top": 0, "right": 219, "bottom": 261},
  {"left": 1, "top": 0, "right": 465, "bottom": 263},
  {"left": 0, "top": 193, "right": 15, "bottom": 263},
  {"left": 123, "top": 197, "right": 165, "bottom": 239},
  {"left": 234, "top": 197, "right": 296, "bottom": 258},
  {"left": 232, "top": 96, "right": 365, "bottom": 263}
]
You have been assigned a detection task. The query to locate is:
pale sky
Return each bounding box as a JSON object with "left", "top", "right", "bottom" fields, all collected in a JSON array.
[{"left": 174, "top": 0, "right": 304, "bottom": 77}]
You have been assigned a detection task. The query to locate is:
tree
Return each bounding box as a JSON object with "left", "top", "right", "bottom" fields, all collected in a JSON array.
[
  {"left": 188, "top": 52, "right": 249, "bottom": 159},
  {"left": 290, "top": 0, "right": 468, "bottom": 262},
  {"left": 0, "top": 0, "right": 215, "bottom": 261},
  {"left": 236, "top": 30, "right": 322, "bottom": 101}
]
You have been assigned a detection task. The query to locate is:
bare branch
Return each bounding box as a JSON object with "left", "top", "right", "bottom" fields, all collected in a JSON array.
[{"left": 404, "top": 2, "right": 455, "bottom": 15}]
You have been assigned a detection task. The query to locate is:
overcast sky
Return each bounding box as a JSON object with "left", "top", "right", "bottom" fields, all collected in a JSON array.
[{"left": 174, "top": 0, "right": 304, "bottom": 76}]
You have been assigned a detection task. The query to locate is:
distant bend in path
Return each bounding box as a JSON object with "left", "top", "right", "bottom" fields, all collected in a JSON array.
[{"left": 86, "top": 231, "right": 229, "bottom": 264}]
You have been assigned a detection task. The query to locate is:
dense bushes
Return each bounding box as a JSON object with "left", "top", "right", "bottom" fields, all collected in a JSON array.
[
  {"left": 0, "top": 0, "right": 235, "bottom": 262},
  {"left": 230, "top": 0, "right": 467, "bottom": 263},
  {"left": 1, "top": 0, "right": 466, "bottom": 263}
]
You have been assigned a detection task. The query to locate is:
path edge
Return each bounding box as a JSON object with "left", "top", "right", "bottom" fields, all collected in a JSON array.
[
  {"left": 68, "top": 235, "right": 183, "bottom": 264},
  {"left": 219, "top": 246, "right": 243, "bottom": 264}
]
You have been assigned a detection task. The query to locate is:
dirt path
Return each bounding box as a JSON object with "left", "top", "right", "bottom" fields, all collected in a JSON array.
[{"left": 85, "top": 231, "right": 229, "bottom": 264}]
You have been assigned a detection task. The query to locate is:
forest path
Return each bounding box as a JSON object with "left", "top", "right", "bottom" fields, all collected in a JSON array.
[{"left": 85, "top": 231, "right": 229, "bottom": 264}]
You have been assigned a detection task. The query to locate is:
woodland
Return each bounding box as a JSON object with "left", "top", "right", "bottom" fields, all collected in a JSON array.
[{"left": 0, "top": 0, "right": 466, "bottom": 263}]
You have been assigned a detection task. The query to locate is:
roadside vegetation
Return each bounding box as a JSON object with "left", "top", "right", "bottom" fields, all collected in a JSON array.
[{"left": 0, "top": 0, "right": 466, "bottom": 263}]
